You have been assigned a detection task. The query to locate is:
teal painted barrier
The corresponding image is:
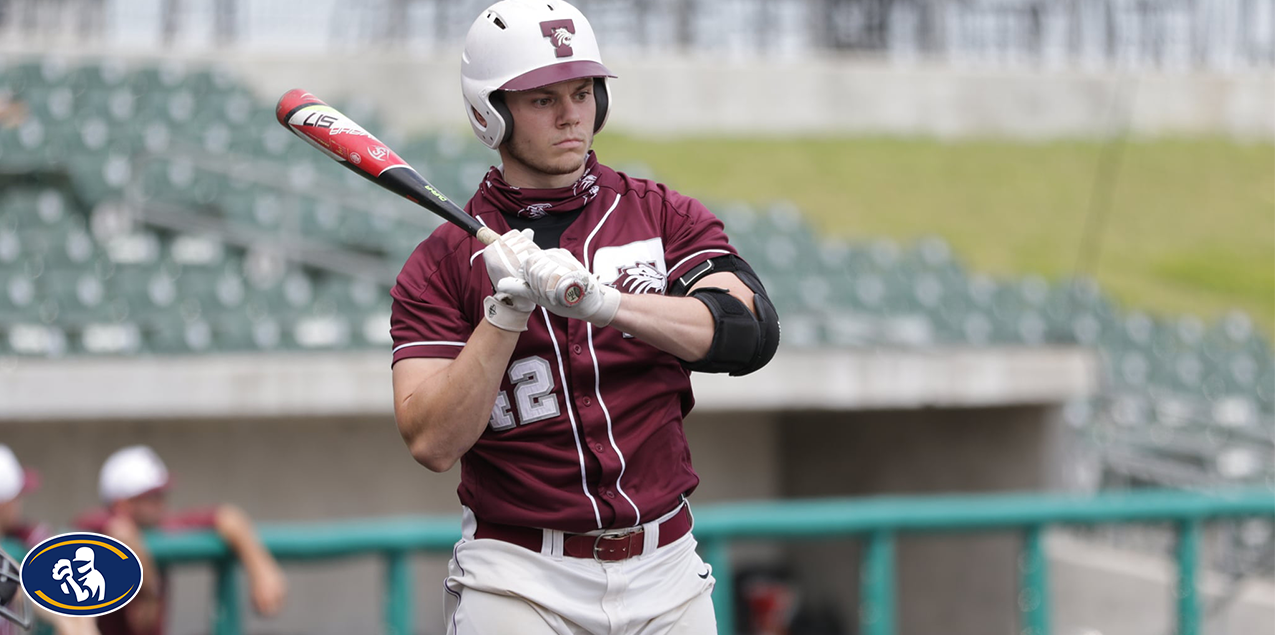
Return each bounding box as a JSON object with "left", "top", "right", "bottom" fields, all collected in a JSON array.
[{"left": 5, "top": 489, "right": 1272, "bottom": 634}]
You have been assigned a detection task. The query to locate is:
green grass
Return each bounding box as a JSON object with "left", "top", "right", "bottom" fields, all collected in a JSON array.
[{"left": 594, "top": 135, "right": 1275, "bottom": 337}]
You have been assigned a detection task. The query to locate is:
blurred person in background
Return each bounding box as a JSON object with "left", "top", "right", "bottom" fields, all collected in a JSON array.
[
  {"left": 74, "top": 446, "right": 286, "bottom": 635},
  {"left": 0, "top": 444, "right": 98, "bottom": 635}
]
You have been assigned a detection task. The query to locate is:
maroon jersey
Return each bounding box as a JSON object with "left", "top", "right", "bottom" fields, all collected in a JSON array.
[
  {"left": 75, "top": 508, "right": 218, "bottom": 635},
  {"left": 2, "top": 521, "right": 51, "bottom": 548},
  {"left": 391, "top": 158, "right": 738, "bottom": 532}
]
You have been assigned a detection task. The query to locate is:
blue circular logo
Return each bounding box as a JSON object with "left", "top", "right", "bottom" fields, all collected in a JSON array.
[{"left": 19, "top": 532, "right": 143, "bottom": 617}]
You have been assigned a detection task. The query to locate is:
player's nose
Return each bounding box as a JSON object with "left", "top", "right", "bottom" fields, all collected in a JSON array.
[{"left": 557, "top": 98, "right": 584, "bottom": 127}]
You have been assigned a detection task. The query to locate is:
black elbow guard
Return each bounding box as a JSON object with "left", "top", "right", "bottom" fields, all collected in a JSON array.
[{"left": 681, "top": 286, "right": 781, "bottom": 376}]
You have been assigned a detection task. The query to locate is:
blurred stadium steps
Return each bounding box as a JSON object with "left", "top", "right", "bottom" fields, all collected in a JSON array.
[{"left": 1, "top": 55, "right": 1272, "bottom": 574}]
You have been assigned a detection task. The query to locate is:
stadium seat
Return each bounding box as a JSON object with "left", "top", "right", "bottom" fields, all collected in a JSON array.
[{"left": 6, "top": 322, "right": 68, "bottom": 357}]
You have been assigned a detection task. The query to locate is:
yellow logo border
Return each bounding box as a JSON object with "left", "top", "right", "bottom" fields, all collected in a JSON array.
[{"left": 20, "top": 532, "right": 144, "bottom": 618}]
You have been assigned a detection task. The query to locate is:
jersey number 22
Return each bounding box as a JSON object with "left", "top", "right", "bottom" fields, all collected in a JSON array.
[{"left": 488, "top": 356, "right": 560, "bottom": 431}]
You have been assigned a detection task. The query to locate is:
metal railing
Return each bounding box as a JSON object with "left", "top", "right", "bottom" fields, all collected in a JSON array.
[{"left": 6, "top": 488, "right": 1271, "bottom": 634}]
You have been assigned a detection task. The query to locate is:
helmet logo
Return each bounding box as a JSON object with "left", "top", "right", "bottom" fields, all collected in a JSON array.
[{"left": 539, "top": 19, "right": 576, "bottom": 58}]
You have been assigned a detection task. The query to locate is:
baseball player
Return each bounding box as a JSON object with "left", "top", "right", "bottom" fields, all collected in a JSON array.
[
  {"left": 390, "top": 1, "right": 779, "bottom": 632},
  {"left": 0, "top": 445, "right": 98, "bottom": 635},
  {"left": 74, "top": 446, "right": 287, "bottom": 635}
]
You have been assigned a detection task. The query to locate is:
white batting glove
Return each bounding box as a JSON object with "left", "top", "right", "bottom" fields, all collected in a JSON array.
[
  {"left": 481, "top": 229, "right": 539, "bottom": 332},
  {"left": 498, "top": 248, "right": 621, "bottom": 327},
  {"left": 483, "top": 289, "right": 536, "bottom": 332},
  {"left": 483, "top": 229, "right": 538, "bottom": 292}
]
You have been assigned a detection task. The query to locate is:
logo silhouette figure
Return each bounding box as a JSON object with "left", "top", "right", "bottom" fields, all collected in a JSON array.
[{"left": 51, "top": 547, "right": 106, "bottom": 603}]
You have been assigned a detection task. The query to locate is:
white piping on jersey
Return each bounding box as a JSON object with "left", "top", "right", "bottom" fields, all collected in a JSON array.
[
  {"left": 668, "top": 249, "right": 731, "bottom": 281},
  {"left": 582, "top": 193, "right": 623, "bottom": 272},
  {"left": 587, "top": 322, "right": 641, "bottom": 524},
  {"left": 579, "top": 193, "right": 640, "bottom": 521},
  {"left": 392, "top": 340, "right": 466, "bottom": 354},
  {"left": 541, "top": 307, "right": 604, "bottom": 529}
]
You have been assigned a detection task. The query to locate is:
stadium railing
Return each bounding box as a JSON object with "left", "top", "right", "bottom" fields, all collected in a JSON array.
[{"left": 4, "top": 488, "right": 1272, "bottom": 635}]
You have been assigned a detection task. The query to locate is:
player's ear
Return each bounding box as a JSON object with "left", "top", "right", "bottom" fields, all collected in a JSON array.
[{"left": 472, "top": 107, "right": 488, "bottom": 127}]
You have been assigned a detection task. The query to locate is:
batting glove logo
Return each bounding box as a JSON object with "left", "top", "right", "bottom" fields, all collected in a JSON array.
[{"left": 20, "top": 532, "right": 143, "bottom": 617}]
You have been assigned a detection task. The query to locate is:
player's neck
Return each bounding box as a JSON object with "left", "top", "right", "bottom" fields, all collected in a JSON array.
[{"left": 498, "top": 153, "right": 587, "bottom": 190}]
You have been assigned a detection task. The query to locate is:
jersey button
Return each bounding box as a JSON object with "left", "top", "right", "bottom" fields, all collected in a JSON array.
[
  {"left": 573, "top": 344, "right": 583, "bottom": 355},
  {"left": 594, "top": 443, "right": 605, "bottom": 453},
  {"left": 605, "top": 490, "right": 616, "bottom": 499},
  {"left": 582, "top": 396, "right": 592, "bottom": 407}
]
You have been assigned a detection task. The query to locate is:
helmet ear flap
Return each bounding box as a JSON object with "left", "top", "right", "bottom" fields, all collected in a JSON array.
[
  {"left": 592, "top": 77, "right": 610, "bottom": 133},
  {"left": 490, "top": 91, "right": 515, "bottom": 146}
]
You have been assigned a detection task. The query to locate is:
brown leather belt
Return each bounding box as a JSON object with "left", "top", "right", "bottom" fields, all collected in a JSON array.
[{"left": 474, "top": 505, "right": 692, "bottom": 562}]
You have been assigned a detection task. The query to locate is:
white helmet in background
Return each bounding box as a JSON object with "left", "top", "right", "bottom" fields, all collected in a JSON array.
[
  {"left": 462, "top": 0, "right": 616, "bottom": 149},
  {"left": 99, "top": 445, "right": 170, "bottom": 503}
]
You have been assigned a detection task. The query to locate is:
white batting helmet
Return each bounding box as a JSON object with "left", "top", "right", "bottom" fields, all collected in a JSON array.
[
  {"left": 462, "top": 0, "right": 616, "bottom": 149},
  {"left": 99, "top": 445, "right": 170, "bottom": 503}
]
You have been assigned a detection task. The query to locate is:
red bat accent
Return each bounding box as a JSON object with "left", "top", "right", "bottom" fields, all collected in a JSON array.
[
  {"left": 275, "top": 89, "right": 406, "bottom": 179},
  {"left": 274, "top": 89, "right": 494, "bottom": 244}
]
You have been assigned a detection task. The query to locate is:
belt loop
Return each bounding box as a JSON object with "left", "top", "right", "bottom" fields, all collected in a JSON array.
[
  {"left": 543, "top": 527, "right": 565, "bottom": 561},
  {"left": 641, "top": 515, "right": 659, "bottom": 558}
]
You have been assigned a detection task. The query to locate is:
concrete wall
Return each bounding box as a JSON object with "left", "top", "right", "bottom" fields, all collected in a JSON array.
[
  {"left": 772, "top": 406, "right": 1068, "bottom": 635},
  {"left": 0, "top": 410, "right": 784, "bottom": 634},
  {"left": 1049, "top": 532, "right": 1275, "bottom": 635},
  {"left": 2, "top": 405, "right": 1072, "bottom": 635},
  {"left": 7, "top": 404, "right": 1263, "bottom": 635}
]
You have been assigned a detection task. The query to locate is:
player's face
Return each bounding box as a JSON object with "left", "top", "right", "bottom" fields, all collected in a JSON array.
[
  {"left": 0, "top": 497, "right": 19, "bottom": 529},
  {"left": 125, "top": 490, "right": 167, "bottom": 528},
  {"left": 502, "top": 78, "right": 596, "bottom": 186}
]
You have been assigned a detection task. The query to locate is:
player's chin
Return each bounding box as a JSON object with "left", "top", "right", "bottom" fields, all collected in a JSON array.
[{"left": 543, "top": 147, "right": 587, "bottom": 174}]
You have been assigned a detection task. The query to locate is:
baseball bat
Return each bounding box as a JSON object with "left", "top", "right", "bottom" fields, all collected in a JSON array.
[
  {"left": 274, "top": 89, "right": 500, "bottom": 246},
  {"left": 274, "top": 89, "right": 586, "bottom": 307}
]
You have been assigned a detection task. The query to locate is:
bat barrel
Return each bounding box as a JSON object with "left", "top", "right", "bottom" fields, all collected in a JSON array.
[{"left": 275, "top": 88, "right": 486, "bottom": 238}]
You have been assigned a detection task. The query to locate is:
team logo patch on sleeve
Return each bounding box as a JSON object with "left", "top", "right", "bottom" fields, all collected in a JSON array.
[
  {"left": 613, "top": 261, "right": 666, "bottom": 294},
  {"left": 20, "top": 532, "right": 143, "bottom": 617},
  {"left": 592, "top": 238, "right": 667, "bottom": 295}
]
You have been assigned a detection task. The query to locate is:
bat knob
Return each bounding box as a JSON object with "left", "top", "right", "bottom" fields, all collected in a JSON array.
[{"left": 562, "top": 282, "right": 585, "bottom": 307}]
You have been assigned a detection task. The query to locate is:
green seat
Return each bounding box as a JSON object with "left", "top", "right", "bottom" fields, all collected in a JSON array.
[
  {"left": 74, "top": 321, "right": 144, "bottom": 356},
  {"left": 287, "top": 311, "right": 352, "bottom": 350},
  {"left": 40, "top": 267, "right": 105, "bottom": 318},
  {"left": 129, "top": 62, "right": 188, "bottom": 95},
  {"left": 209, "top": 310, "right": 280, "bottom": 352},
  {"left": 0, "top": 270, "right": 37, "bottom": 312},
  {"left": 107, "top": 265, "right": 178, "bottom": 312},
  {"left": 313, "top": 275, "right": 388, "bottom": 313},
  {"left": 140, "top": 312, "right": 215, "bottom": 355},
  {"left": 182, "top": 66, "right": 240, "bottom": 100},
  {"left": 138, "top": 159, "right": 225, "bottom": 209},
  {"left": 67, "top": 151, "right": 132, "bottom": 202},
  {"left": 1, "top": 60, "right": 48, "bottom": 92},
  {"left": 355, "top": 309, "right": 393, "bottom": 347},
  {"left": 3, "top": 322, "right": 69, "bottom": 357},
  {"left": 66, "top": 60, "right": 130, "bottom": 95}
]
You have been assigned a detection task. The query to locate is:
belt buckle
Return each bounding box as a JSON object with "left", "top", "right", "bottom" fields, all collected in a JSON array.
[{"left": 592, "top": 528, "right": 641, "bottom": 563}]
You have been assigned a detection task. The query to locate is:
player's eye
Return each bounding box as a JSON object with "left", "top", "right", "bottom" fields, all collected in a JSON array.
[
  {"left": 534, "top": 98, "right": 552, "bottom": 107},
  {"left": 574, "top": 90, "right": 591, "bottom": 101}
]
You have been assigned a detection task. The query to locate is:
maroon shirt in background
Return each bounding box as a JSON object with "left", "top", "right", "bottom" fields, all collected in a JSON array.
[
  {"left": 390, "top": 160, "right": 739, "bottom": 533},
  {"left": 75, "top": 508, "right": 219, "bottom": 635},
  {"left": 2, "top": 521, "right": 51, "bottom": 548}
]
